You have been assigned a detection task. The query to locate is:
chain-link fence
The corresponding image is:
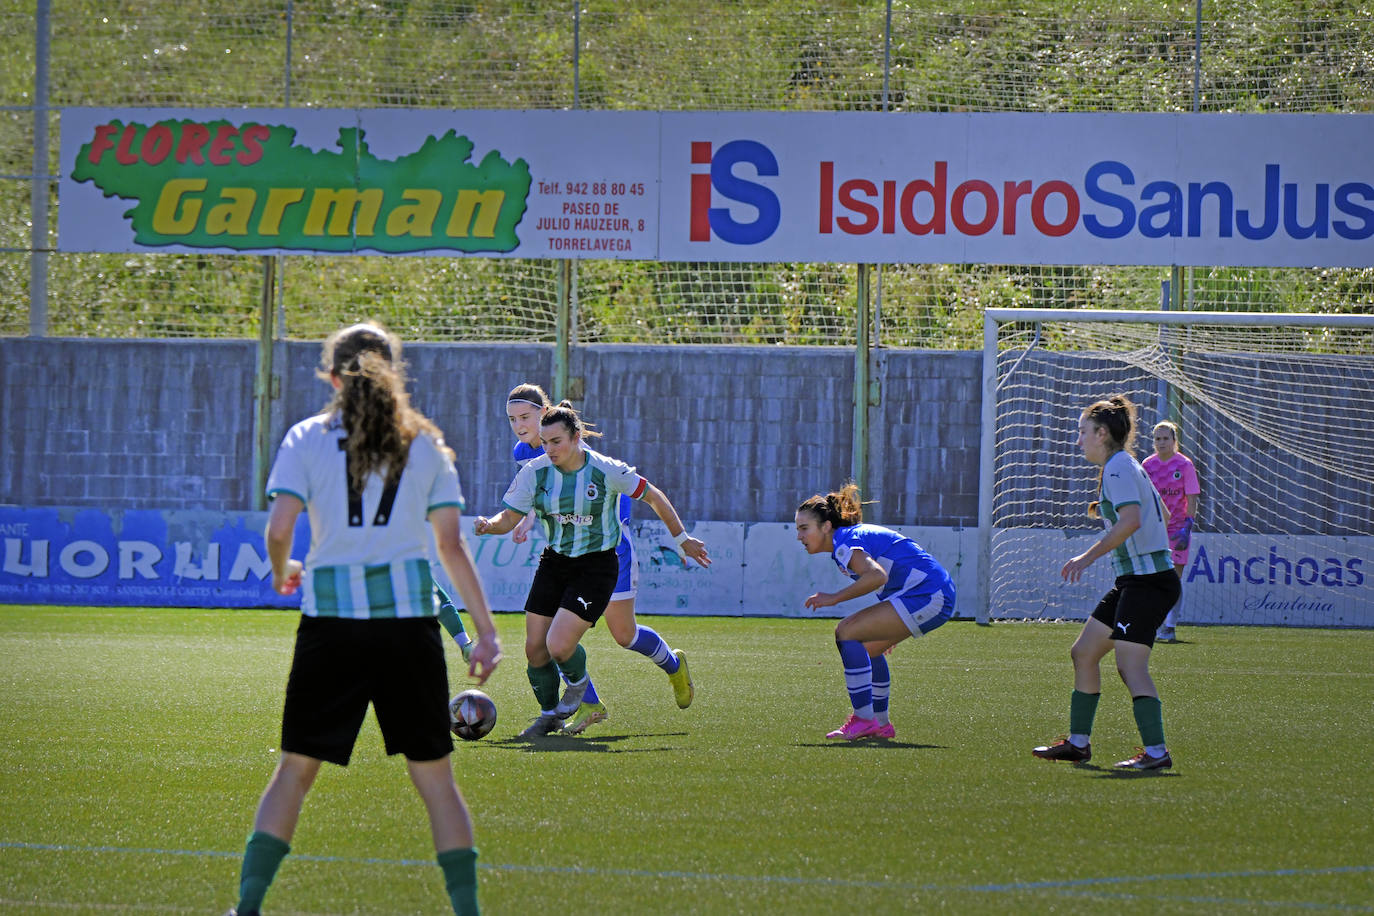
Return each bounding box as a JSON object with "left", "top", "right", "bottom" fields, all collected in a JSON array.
[{"left": 4, "top": 1, "right": 1374, "bottom": 344}]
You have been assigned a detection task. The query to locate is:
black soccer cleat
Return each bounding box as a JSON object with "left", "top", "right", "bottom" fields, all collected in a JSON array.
[{"left": 1032, "top": 737, "right": 1092, "bottom": 763}]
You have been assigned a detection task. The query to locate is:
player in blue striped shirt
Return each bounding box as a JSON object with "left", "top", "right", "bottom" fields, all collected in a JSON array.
[
  {"left": 796, "top": 483, "right": 956, "bottom": 741},
  {"left": 229, "top": 323, "right": 501, "bottom": 916},
  {"left": 476, "top": 402, "right": 709, "bottom": 738},
  {"left": 1032, "top": 394, "right": 1181, "bottom": 771}
]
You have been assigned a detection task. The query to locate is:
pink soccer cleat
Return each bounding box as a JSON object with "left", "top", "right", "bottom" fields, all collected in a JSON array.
[
  {"left": 826, "top": 713, "right": 883, "bottom": 740},
  {"left": 872, "top": 722, "right": 896, "bottom": 739}
]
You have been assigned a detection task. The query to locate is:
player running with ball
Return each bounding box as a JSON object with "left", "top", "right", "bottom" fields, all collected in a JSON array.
[{"left": 475, "top": 402, "right": 709, "bottom": 737}]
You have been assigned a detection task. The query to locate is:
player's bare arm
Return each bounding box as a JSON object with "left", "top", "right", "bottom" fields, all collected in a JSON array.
[
  {"left": 264, "top": 493, "right": 304, "bottom": 595},
  {"left": 640, "top": 482, "right": 711, "bottom": 567},
  {"left": 474, "top": 507, "right": 525, "bottom": 537},
  {"left": 805, "top": 552, "right": 886, "bottom": 609}
]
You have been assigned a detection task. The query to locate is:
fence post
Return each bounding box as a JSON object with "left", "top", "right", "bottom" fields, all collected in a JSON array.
[
  {"left": 976, "top": 312, "right": 999, "bottom": 623},
  {"left": 29, "top": 0, "right": 51, "bottom": 337},
  {"left": 1193, "top": 0, "right": 1203, "bottom": 114},
  {"left": 851, "top": 264, "right": 871, "bottom": 506},
  {"left": 1157, "top": 278, "right": 1172, "bottom": 419},
  {"left": 251, "top": 258, "right": 278, "bottom": 511},
  {"left": 554, "top": 259, "right": 574, "bottom": 401}
]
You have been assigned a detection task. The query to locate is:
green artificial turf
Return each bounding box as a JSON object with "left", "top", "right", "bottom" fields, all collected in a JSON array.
[{"left": 1, "top": 606, "right": 1370, "bottom": 914}]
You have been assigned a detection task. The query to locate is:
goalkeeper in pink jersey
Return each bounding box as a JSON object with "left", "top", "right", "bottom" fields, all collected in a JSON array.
[{"left": 1142, "top": 420, "right": 1200, "bottom": 643}]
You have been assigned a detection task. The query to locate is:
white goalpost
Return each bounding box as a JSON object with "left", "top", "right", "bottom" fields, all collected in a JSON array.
[{"left": 977, "top": 308, "right": 1374, "bottom": 628}]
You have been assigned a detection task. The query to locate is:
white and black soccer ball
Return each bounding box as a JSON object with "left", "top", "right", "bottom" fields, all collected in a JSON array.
[{"left": 449, "top": 688, "right": 497, "bottom": 741}]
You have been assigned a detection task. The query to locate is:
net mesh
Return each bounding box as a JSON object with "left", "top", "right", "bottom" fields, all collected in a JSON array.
[
  {"left": 988, "top": 313, "right": 1374, "bottom": 626},
  {"left": 4, "top": 2, "right": 1374, "bottom": 341}
]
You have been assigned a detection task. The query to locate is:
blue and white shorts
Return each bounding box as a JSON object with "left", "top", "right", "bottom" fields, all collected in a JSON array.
[
  {"left": 887, "top": 579, "right": 956, "bottom": 638},
  {"left": 612, "top": 534, "right": 637, "bottom": 602}
]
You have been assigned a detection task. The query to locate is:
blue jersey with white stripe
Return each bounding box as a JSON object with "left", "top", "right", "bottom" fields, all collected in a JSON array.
[{"left": 831, "top": 524, "right": 950, "bottom": 600}]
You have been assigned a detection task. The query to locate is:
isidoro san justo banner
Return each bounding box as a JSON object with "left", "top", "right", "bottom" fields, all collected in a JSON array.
[{"left": 59, "top": 109, "right": 1374, "bottom": 266}]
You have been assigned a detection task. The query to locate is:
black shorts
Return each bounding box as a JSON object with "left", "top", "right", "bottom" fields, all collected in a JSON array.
[
  {"left": 525, "top": 547, "right": 619, "bottom": 624},
  {"left": 1090, "top": 570, "right": 1182, "bottom": 647},
  {"left": 281, "top": 615, "right": 453, "bottom": 766}
]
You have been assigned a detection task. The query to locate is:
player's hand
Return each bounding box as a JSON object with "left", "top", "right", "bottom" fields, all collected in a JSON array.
[
  {"left": 474, "top": 516, "right": 493, "bottom": 536},
  {"left": 1061, "top": 553, "right": 1093, "bottom": 584},
  {"left": 466, "top": 632, "right": 502, "bottom": 686},
  {"left": 804, "top": 591, "right": 838, "bottom": 610},
  {"left": 511, "top": 515, "right": 534, "bottom": 544},
  {"left": 273, "top": 559, "right": 303, "bottom": 595},
  {"left": 681, "top": 537, "right": 711, "bottom": 567}
]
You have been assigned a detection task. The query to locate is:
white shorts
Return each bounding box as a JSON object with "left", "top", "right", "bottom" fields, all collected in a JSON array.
[{"left": 887, "top": 579, "right": 956, "bottom": 638}]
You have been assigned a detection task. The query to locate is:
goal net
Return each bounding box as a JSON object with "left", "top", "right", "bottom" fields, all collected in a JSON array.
[{"left": 980, "top": 308, "right": 1374, "bottom": 628}]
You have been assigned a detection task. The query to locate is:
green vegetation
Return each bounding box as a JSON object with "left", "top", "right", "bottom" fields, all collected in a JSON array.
[
  {"left": 3, "top": 1, "right": 1373, "bottom": 342},
  {"left": 2, "top": 605, "right": 1372, "bottom": 913}
]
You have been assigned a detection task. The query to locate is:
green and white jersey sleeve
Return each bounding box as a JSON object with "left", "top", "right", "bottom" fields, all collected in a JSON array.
[
  {"left": 501, "top": 446, "right": 647, "bottom": 558},
  {"left": 1098, "top": 449, "right": 1173, "bottom": 577},
  {"left": 265, "top": 413, "right": 464, "bottom": 618}
]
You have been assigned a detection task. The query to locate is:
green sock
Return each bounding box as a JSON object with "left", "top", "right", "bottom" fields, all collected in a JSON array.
[
  {"left": 526, "top": 661, "right": 561, "bottom": 711},
  {"left": 555, "top": 643, "right": 588, "bottom": 685},
  {"left": 437, "top": 602, "right": 468, "bottom": 640},
  {"left": 435, "top": 586, "right": 468, "bottom": 640},
  {"left": 1132, "top": 695, "right": 1166, "bottom": 747},
  {"left": 437, "top": 846, "right": 480, "bottom": 916},
  {"left": 237, "top": 830, "right": 290, "bottom": 914},
  {"left": 1069, "top": 689, "right": 1100, "bottom": 738}
]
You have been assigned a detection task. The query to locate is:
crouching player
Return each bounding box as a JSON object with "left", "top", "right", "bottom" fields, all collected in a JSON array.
[{"left": 795, "top": 483, "right": 956, "bottom": 740}]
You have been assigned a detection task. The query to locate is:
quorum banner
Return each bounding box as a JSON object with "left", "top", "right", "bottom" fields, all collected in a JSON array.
[
  {"left": 59, "top": 109, "right": 1374, "bottom": 267},
  {"left": 2, "top": 507, "right": 1370, "bottom": 626},
  {"left": 0, "top": 506, "right": 982, "bottom": 618}
]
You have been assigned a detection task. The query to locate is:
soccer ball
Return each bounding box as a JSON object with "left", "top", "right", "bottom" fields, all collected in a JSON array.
[{"left": 449, "top": 689, "right": 497, "bottom": 741}]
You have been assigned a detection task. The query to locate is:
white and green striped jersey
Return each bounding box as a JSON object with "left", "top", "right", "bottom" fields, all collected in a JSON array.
[
  {"left": 265, "top": 412, "right": 464, "bottom": 619},
  {"left": 501, "top": 447, "right": 647, "bottom": 557},
  {"left": 1098, "top": 449, "right": 1173, "bottom": 577}
]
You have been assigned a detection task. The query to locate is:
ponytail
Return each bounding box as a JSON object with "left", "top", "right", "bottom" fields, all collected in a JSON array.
[
  {"left": 797, "top": 482, "right": 865, "bottom": 528},
  {"left": 1083, "top": 393, "right": 1139, "bottom": 518},
  {"left": 541, "top": 401, "right": 603, "bottom": 440},
  {"left": 318, "top": 323, "right": 452, "bottom": 492}
]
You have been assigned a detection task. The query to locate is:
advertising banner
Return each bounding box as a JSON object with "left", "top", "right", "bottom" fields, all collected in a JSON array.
[
  {"left": 993, "top": 528, "right": 1373, "bottom": 627},
  {"left": 0, "top": 506, "right": 980, "bottom": 620},
  {"left": 4, "top": 507, "right": 1369, "bottom": 624},
  {"left": 0, "top": 507, "right": 301, "bottom": 609},
  {"left": 659, "top": 111, "right": 1374, "bottom": 266},
  {"left": 59, "top": 108, "right": 658, "bottom": 259},
  {"left": 60, "top": 109, "right": 1374, "bottom": 266}
]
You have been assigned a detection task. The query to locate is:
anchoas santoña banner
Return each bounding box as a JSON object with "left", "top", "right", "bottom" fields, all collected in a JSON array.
[{"left": 60, "top": 109, "right": 1374, "bottom": 265}]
